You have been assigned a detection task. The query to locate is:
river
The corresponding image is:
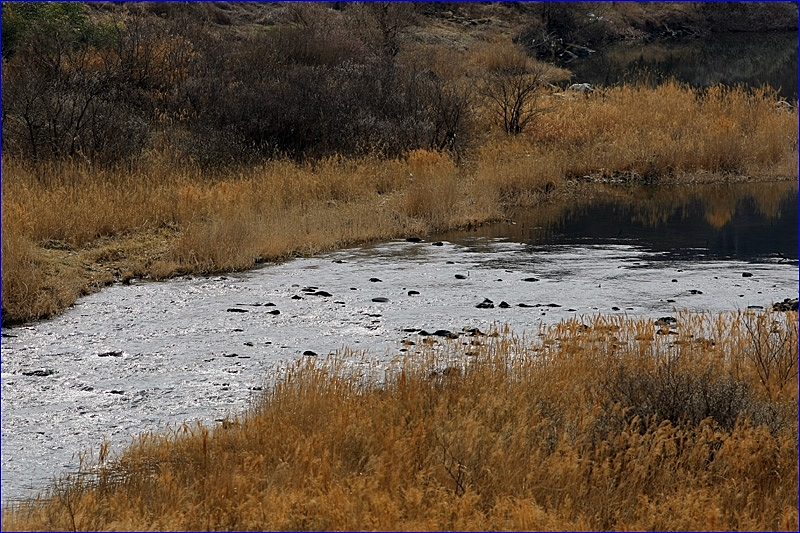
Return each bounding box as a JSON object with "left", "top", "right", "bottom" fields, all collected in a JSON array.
[{"left": 1, "top": 180, "right": 796, "bottom": 504}]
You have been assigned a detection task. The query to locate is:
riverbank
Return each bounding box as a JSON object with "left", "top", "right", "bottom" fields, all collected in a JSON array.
[
  {"left": 3, "top": 310, "right": 796, "bottom": 530},
  {"left": 2, "top": 82, "right": 797, "bottom": 325}
]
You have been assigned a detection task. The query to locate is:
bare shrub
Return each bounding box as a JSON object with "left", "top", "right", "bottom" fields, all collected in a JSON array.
[
  {"left": 602, "top": 358, "right": 771, "bottom": 433},
  {"left": 740, "top": 309, "right": 799, "bottom": 400},
  {"left": 473, "top": 41, "right": 569, "bottom": 135}
]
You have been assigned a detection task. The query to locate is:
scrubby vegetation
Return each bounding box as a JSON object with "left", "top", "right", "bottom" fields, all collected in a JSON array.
[{"left": 3, "top": 310, "right": 797, "bottom": 531}]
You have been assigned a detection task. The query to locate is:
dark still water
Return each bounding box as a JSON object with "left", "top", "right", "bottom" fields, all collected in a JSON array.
[
  {"left": 569, "top": 32, "right": 798, "bottom": 100},
  {"left": 439, "top": 181, "right": 799, "bottom": 262}
]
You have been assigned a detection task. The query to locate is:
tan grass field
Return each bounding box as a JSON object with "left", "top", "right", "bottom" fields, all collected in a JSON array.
[
  {"left": 2, "top": 310, "right": 796, "bottom": 531},
  {"left": 2, "top": 82, "right": 797, "bottom": 325}
]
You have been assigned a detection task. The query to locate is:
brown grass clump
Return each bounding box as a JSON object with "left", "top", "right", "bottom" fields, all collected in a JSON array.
[
  {"left": 3, "top": 310, "right": 796, "bottom": 531},
  {"left": 528, "top": 81, "right": 798, "bottom": 181}
]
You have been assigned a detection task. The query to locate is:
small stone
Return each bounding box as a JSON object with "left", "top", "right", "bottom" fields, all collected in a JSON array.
[
  {"left": 611, "top": 306, "right": 620, "bottom": 311},
  {"left": 406, "top": 237, "right": 422, "bottom": 243},
  {"left": 432, "top": 241, "right": 444, "bottom": 246},
  {"left": 476, "top": 298, "right": 494, "bottom": 309},
  {"left": 455, "top": 274, "right": 466, "bottom": 279},
  {"left": 408, "top": 290, "right": 420, "bottom": 296},
  {"left": 227, "top": 308, "right": 248, "bottom": 313},
  {"left": 22, "top": 369, "right": 55, "bottom": 377},
  {"left": 243, "top": 342, "right": 254, "bottom": 347},
  {"left": 291, "top": 295, "right": 303, "bottom": 300},
  {"left": 499, "top": 301, "right": 510, "bottom": 308},
  {"left": 268, "top": 310, "right": 280, "bottom": 315},
  {"left": 369, "top": 278, "right": 382, "bottom": 283},
  {"left": 742, "top": 272, "right": 753, "bottom": 277},
  {"left": 98, "top": 350, "right": 123, "bottom": 358},
  {"left": 312, "top": 290, "right": 332, "bottom": 297},
  {"left": 689, "top": 289, "right": 703, "bottom": 295},
  {"left": 522, "top": 277, "right": 539, "bottom": 282},
  {"left": 303, "top": 350, "right": 317, "bottom": 356},
  {"left": 372, "top": 297, "right": 389, "bottom": 303}
]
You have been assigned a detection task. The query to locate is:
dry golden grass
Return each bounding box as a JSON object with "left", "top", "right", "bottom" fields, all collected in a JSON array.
[
  {"left": 2, "top": 82, "right": 797, "bottom": 324},
  {"left": 3, "top": 310, "right": 796, "bottom": 531},
  {"left": 527, "top": 81, "right": 798, "bottom": 181}
]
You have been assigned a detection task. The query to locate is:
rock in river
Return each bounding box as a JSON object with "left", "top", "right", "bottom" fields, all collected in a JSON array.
[
  {"left": 476, "top": 298, "right": 494, "bottom": 309},
  {"left": 22, "top": 369, "right": 56, "bottom": 377},
  {"left": 311, "top": 290, "right": 332, "bottom": 297},
  {"left": 773, "top": 298, "right": 798, "bottom": 311}
]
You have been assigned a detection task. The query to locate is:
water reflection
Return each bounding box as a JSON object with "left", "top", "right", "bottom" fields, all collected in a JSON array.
[
  {"left": 439, "top": 181, "right": 798, "bottom": 261},
  {"left": 570, "top": 32, "right": 798, "bottom": 100}
]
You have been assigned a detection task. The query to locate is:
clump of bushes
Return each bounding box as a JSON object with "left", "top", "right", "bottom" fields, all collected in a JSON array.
[{"left": 2, "top": 2, "right": 490, "bottom": 166}]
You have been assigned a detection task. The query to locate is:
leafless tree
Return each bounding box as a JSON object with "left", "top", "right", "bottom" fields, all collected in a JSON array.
[{"left": 477, "top": 43, "right": 562, "bottom": 135}]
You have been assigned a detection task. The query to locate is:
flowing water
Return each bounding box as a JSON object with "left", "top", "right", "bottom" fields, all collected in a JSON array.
[{"left": 1, "top": 180, "right": 796, "bottom": 504}]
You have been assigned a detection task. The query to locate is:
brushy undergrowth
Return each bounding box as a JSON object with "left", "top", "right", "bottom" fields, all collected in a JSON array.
[
  {"left": 3, "top": 310, "right": 797, "bottom": 531},
  {"left": 2, "top": 81, "right": 797, "bottom": 324}
]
